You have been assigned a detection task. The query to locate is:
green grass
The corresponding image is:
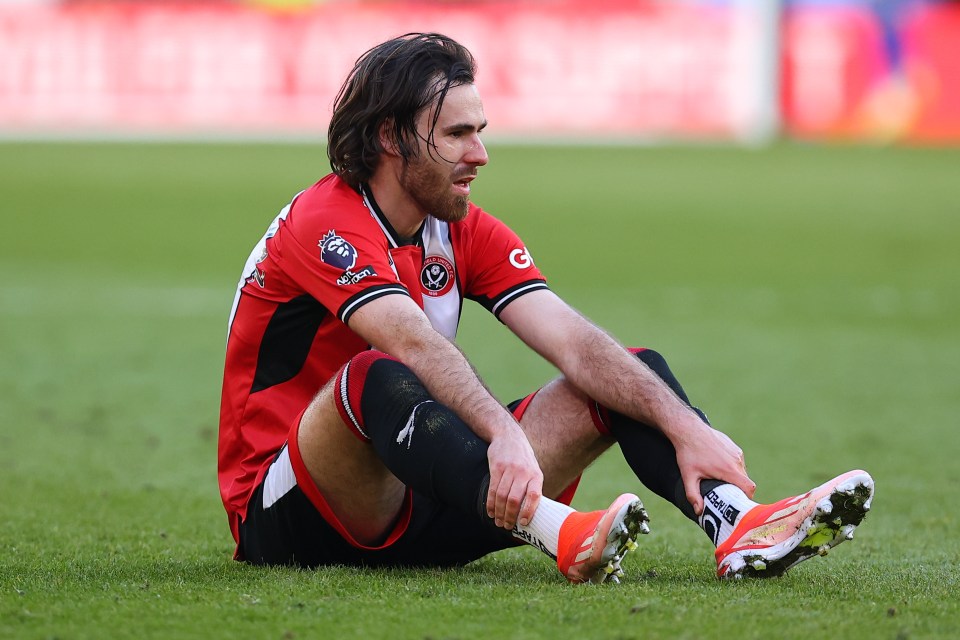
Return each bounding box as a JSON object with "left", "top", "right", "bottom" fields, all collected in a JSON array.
[{"left": 1, "top": 142, "right": 958, "bottom": 639}]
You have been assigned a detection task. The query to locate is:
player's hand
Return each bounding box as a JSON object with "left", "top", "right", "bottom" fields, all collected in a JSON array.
[
  {"left": 673, "top": 419, "right": 755, "bottom": 515},
  {"left": 485, "top": 427, "right": 543, "bottom": 531}
]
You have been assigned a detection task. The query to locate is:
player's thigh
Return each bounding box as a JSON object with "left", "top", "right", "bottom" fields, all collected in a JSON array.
[
  {"left": 297, "top": 377, "right": 406, "bottom": 545},
  {"left": 239, "top": 450, "right": 373, "bottom": 567},
  {"left": 516, "top": 377, "right": 614, "bottom": 498}
]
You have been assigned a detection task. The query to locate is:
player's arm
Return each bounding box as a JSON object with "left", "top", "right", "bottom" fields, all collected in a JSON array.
[
  {"left": 348, "top": 292, "right": 542, "bottom": 530},
  {"left": 499, "top": 289, "right": 755, "bottom": 515}
]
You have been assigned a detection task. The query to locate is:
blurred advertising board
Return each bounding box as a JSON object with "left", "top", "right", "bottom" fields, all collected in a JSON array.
[
  {"left": 0, "top": 0, "right": 957, "bottom": 142},
  {"left": 0, "top": 1, "right": 776, "bottom": 141},
  {"left": 783, "top": 1, "right": 960, "bottom": 143}
]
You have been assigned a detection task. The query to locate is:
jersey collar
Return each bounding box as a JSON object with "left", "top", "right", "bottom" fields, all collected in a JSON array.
[{"left": 360, "top": 183, "right": 424, "bottom": 249}]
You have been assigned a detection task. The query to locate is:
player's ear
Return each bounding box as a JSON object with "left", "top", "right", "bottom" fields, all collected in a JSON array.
[{"left": 379, "top": 119, "right": 401, "bottom": 157}]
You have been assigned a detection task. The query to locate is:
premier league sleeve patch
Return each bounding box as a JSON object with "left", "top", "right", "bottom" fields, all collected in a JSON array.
[
  {"left": 319, "top": 230, "right": 357, "bottom": 270},
  {"left": 420, "top": 255, "right": 455, "bottom": 297},
  {"left": 319, "top": 230, "right": 377, "bottom": 286}
]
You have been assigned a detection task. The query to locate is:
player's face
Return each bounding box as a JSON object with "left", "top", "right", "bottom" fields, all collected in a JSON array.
[{"left": 401, "top": 82, "right": 488, "bottom": 222}]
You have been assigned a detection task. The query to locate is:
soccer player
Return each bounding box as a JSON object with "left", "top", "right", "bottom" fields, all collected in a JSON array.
[{"left": 218, "top": 32, "right": 874, "bottom": 582}]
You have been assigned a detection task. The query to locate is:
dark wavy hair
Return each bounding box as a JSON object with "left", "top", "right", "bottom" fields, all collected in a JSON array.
[{"left": 327, "top": 33, "right": 477, "bottom": 190}]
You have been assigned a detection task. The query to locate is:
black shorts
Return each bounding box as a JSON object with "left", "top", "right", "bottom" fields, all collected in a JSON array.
[
  {"left": 239, "top": 456, "right": 518, "bottom": 569},
  {"left": 237, "top": 394, "right": 551, "bottom": 569}
]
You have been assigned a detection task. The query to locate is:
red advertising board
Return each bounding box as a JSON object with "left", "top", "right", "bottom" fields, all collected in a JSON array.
[
  {"left": 0, "top": 1, "right": 770, "bottom": 140},
  {"left": 781, "top": 2, "right": 960, "bottom": 143},
  {"left": 902, "top": 3, "right": 960, "bottom": 142},
  {"left": 1, "top": 1, "right": 957, "bottom": 142}
]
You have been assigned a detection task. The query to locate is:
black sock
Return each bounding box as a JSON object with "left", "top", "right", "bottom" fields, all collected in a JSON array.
[
  {"left": 353, "top": 355, "right": 493, "bottom": 524},
  {"left": 604, "top": 349, "right": 717, "bottom": 522}
]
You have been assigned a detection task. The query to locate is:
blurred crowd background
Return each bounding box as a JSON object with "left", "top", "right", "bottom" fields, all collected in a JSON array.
[{"left": 1, "top": 0, "right": 957, "bottom": 144}]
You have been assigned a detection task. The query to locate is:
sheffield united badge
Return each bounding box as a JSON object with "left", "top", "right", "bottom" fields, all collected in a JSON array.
[{"left": 420, "top": 256, "right": 454, "bottom": 297}]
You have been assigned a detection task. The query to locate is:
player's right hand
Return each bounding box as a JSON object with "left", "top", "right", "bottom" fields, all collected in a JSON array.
[{"left": 485, "top": 427, "right": 543, "bottom": 531}]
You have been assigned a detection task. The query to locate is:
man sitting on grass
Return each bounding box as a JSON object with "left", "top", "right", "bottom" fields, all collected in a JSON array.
[{"left": 218, "top": 32, "right": 874, "bottom": 582}]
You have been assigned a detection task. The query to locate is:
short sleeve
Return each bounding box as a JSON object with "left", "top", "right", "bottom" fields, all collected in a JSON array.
[
  {"left": 460, "top": 210, "right": 549, "bottom": 319},
  {"left": 271, "top": 211, "right": 409, "bottom": 325}
]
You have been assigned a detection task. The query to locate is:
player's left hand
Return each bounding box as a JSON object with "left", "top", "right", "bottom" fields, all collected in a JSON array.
[{"left": 673, "top": 420, "right": 756, "bottom": 515}]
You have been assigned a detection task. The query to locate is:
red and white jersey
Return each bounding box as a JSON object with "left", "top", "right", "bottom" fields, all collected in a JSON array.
[{"left": 218, "top": 173, "right": 547, "bottom": 541}]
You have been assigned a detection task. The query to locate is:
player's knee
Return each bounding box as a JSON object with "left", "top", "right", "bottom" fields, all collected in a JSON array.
[
  {"left": 335, "top": 350, "right": 406, "bottom": 441},
  {"left": 358, "top": 354, "right": 421, "bottom": 399},
  {"left": 629, "top": 346, "right": 702, "bottom": 419},
  {"left": 629, "top": 347, "right": 686, "bottom": 398},
  {"left": 346, "top": 349, "right": 401, "bottom": 377},
  {"left": 629, "top": 347, "right": 668, "bottom": 378},
  {"left": 335, "top": 350, "right": 432, "bottom": 442}
]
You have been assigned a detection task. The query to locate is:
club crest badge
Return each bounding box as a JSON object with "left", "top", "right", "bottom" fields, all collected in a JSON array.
[
  {"left": 319, "top": 230, "right": 357, "bottom": 271},
  {"left": 420, "top": 256, "right": 454, "bottom": 297}
]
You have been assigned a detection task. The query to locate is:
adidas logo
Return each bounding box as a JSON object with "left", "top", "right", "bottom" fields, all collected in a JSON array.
[{"left": 573, "top": 534, "right": 595, "bottom": 564}]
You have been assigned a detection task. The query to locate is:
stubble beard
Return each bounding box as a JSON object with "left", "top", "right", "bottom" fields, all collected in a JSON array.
[{"left": 401, "top": 157, "right": 470, "bottom": 223}]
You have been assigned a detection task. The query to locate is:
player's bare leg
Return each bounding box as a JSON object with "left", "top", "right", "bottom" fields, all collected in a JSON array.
[
  {"left": 516, "top": 377, "right": 614, "bottom": 498},
  {"left": 516, "top": 377, "right": 650, "bottom": 583},
  {"left": 297, "top": 378, "right": 407, "bottom": 546}
]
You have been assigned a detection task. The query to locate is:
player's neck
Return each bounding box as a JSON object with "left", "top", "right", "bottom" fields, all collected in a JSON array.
[{"left": 366, "top": 172, "right": 427, "bottom": 238}]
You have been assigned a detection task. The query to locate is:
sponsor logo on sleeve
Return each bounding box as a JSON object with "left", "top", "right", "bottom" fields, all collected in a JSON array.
[
  {"left": 509, "top": 247, "right": 533, "bottom": 269},
  {"left": 420, "top": 255, "right": 454, "bottom": 297},
  {"left": 336, "top": 265, "right": 377, "bottom": 286}
]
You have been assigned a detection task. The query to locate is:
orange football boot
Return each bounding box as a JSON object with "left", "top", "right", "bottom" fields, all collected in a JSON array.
[
  {"left": 715, "top": 470, "right": 874, "bottom": 578},
  {"left": 557, "top": 493, "right": 650, "bottom": 584}
]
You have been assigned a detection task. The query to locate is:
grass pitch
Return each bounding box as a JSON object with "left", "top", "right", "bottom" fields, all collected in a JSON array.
[{"left": 1, "top": 142, "right": 958, "bottom": 639}]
